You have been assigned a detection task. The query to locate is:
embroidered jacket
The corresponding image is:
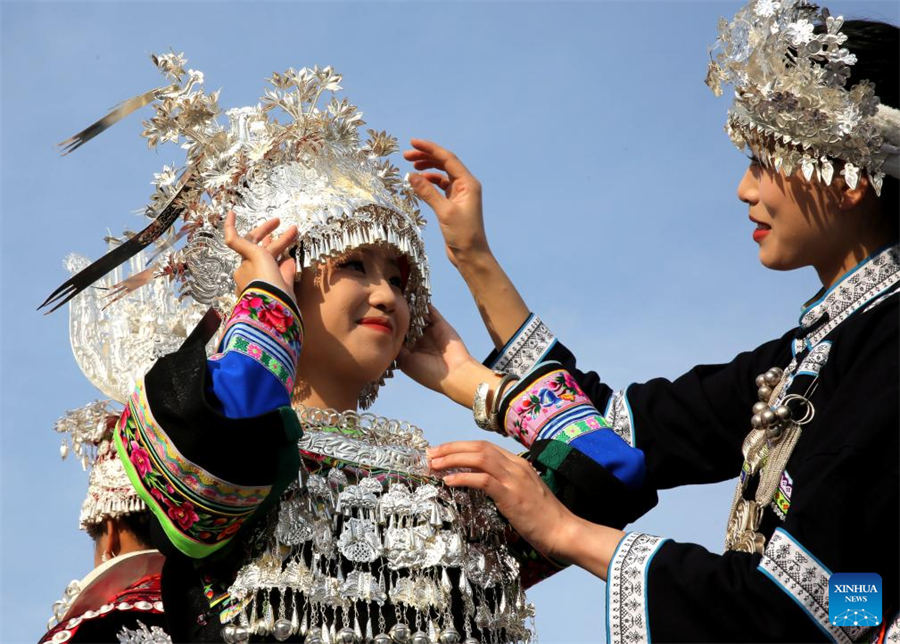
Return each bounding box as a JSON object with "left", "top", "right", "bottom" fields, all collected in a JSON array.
[
  {"left": 486, "top": 245, "right": 900, "bottom": 643},
  {"left": 114, "top": 280, "right": 537, "bottom": 642},
  {"left": 114, "top": 280, "right": 304, "bottom": 561}
]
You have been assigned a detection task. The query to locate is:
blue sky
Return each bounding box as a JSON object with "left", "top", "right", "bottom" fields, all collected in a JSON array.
[{"left": 2, "top": 1, "right": 897, "bottom": 642}]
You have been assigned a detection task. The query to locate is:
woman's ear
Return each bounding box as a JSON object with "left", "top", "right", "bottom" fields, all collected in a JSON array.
[
  {"left": 105, "top": 517, "right": 121, "bottom": 559},
  {"left": 838, "top": 173, "right": 870, "bottom": 211}
]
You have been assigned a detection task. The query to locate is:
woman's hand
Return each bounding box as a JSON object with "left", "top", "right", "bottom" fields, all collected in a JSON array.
[
  {"left": 398, "top": 306, "right": 500, "bottom": 408},
  {"left": 224, "top": 212, "right": 299, "bottom": 301},
  {"left": 429, "top": 440, "right": 624, "bottom": 580},
  {"left": 404, "top": 139, "right": 493, "bottom": 268},
  {"left": 429, "top": 441, "right": 576, "bottom": 561},
  {"left": 404, "top": 139, "right": 530, "bottom": 348}
]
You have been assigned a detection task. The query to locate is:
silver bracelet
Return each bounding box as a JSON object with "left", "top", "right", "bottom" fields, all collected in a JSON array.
[
  {"left": 473, "top": 382, "right": 492, "bottom": 430},
  {"left": 488, "top": 373, "right": 519, "bottom": 433}
]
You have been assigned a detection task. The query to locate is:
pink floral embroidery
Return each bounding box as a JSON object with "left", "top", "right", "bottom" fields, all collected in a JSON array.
[
  {"left": 233, "top": 295, "right": 264, "bottom": 319},
  {"left": 505, "top": 368, "right": 592, "bottom": 447},
  {"left": 247, "top": 343, "right": 263, "bottom": 359},
  {"left": 129, "top": 441, "right": 153, "bottom": 478},
  {"left": 259, "top": 305, "right": 290, "bottom": 333},
  {"left": 168, "top": 501, "right": 200, "bottom": 531}
]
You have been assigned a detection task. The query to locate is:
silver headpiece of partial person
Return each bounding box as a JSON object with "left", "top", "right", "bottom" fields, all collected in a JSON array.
[
  {"left": 41, "top": 52, "right": 431, "bottom": 408},
  {"left": 706, "top": 0, "right": 900, "bottom": 195}
]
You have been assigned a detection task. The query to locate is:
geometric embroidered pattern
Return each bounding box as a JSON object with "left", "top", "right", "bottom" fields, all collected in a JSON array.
[
  {"left": 606, "top": 532, "right": 668, "bottom": 644},
  {"left": 799, "top": 245, "right": 900, "bottom": 348},
  {"left": 605, "top": 390, "right": 636, "bottom": 447},
  {"left": 758, "top": 528, "right": 857, "bottom": 644},
  {"left": 796, "top": 341, "right": 831, "bottom": 378},
  {"left": 489, "top": 314, "right": 557, "bottom": 378}
]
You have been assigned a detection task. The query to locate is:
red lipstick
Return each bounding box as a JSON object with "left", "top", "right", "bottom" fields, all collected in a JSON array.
[
  {"left": 358, "top": 317, "right": 393, "bottom": 334},
  {"left": 750, "top": 215, "right": 770, "bottom": 243}
]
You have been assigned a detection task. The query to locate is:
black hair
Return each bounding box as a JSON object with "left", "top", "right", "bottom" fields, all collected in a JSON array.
[
  {"left": 839, "top": 20, "right": 899, "bottom": 229},
  {"left": 85, "top": 511, "right": 154, "bottom": 548}
]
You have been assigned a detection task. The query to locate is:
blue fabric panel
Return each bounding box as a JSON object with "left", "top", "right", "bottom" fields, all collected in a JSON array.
[
  {"left": 207, "top": 351, "right": 291, "bottom": 418},
  {"left": 568, "top": 427, "right": 647, "bottom": 488}
]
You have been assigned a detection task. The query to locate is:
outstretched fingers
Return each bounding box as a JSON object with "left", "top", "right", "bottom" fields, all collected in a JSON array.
[
  {"left": 269, "top": 224, "right": 299, "bottom": 259},
  {"left": 406, "top": 138, "right": 473, "bottom": 180}
]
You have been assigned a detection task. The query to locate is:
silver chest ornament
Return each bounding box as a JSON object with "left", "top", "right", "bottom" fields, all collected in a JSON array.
[
  {"left": 725, "top": 366, "right": 815, "bottom": 554},
  {"left": 220, "top": 411, "right": 534, "bottom": 643}
]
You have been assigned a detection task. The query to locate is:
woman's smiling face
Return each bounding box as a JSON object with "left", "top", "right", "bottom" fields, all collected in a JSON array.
[{"left": 294, "top": 243, "right": 411, "bottom": 391}]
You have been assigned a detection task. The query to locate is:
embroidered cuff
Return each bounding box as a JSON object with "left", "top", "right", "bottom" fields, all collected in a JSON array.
[
  {"left": 484, "top": 313, "right": 557, "bottom": 377},
  {"left": 758, "top": 528, "right": 866, "bottom": 644},
  {"left": 211, "top": 281, "right": 303, "bottom": 393},
  {"left": 499, "top": 363, "right": 646, "bottom": 488},
  {"left": 115, "top": 384, "right": 273, "bottom": 559},
  {"left": 604, "top": 389, "right": 636, "bottom": 448},
  {"left": 606, "top": 532, "right": 669, "bottom": 644}
]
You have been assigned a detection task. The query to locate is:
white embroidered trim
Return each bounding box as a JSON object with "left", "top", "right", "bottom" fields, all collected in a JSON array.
[
  {"left": 801, "top": 246, "right": 900, "bottom": 347},
  {"left": 758, "top": 528, "right": 863, "bottom": 644},
  {"left": 491, "top": 314, "right": 556, "bottom": 377},
  {"left": 796, "top": 341, "right": 832, "bottom": 377},
  {"left": 605, "top": 390, "right": 635, "bottom": 447},
  {"left": 606, "top": 532, "right": 668, "bottom": 644}
]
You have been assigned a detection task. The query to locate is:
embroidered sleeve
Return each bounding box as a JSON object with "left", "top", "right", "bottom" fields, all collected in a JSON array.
[
  {"left": 499, "top": 362, "right": 646, "bottom": 488},
  {"left": 758, "top": 528, "right": 866, "bottom": 644},
  {"left": 495, "top": 361, "right": 657, "bottom": 531},
  {"left": 484, "top": 313, "right": 557, "bottom": 377},
  {"left": 115, "top": 309, "right": 302, "bottom": 559},
  {"left": 207, "top": 280, "right": 303, "bottom": 418},
  {"left": 606, "top": 532, "right": 669, "bottom": 644}
]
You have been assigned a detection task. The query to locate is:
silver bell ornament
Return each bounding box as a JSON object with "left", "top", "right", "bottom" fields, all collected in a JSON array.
[
  {"left": 374, "top": 634, "right": 393, "bottom": 644},
  {"left": 775, "top": 405, "right": 791, "bottom": 421},
  {"left": 439, "top": 627, "right": 461, "bottom": 644},
  {"left": 221, "top": 625, "right": 237, "bottom": 644},
  {"left": 757, "top": 385, "right": 773, "bottom": 401},
  {"left": 411, "top": 631, "right": 430, "bottom": 644},
  {"left": 336, "top": 627, "right": 359, "bottom": 644},
  {"left": 764, "top": 369, "right": 782, "bottom": 386},
  {"left": 754, "top": 374, "right": 767, "bottom": 388},
  {"left": 273, "top": 618, "right": 293, "bottom": 641},
  {"left": 751, "top": 401, "right": 768, "bottom": 415},
  {"left": 463, "top": 638, "right": 480, "bottom": 644},
  {"left": 306, "top": 631, "right": 324, "bottom": 644},
  {"left": 761, "top": 409, "right": 776, "bottom": 426},
  {"left": 390, "top": 623, "right": 411, "bottom": 643},
  {"left": 233, "top": 625, "right": 251, "bottom": 643}
]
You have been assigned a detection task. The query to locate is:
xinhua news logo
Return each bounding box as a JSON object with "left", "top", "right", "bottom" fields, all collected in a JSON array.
[{"left": 829, "top": 573, "right": 882, "bottom": 628}]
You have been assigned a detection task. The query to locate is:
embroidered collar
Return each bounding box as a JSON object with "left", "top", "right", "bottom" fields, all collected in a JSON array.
[{"left": 797, "top": 244, "right": 900, "bottom": 347}]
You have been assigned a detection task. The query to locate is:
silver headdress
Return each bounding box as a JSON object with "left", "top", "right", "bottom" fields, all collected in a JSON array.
[
  {"left": 706, "top": 0, "right": 900, "bottom": 194},
  {"left": 56, "top": 246, "right": 210, "bottom": 530},
  {"left": 42, "top": 52, "right": 431, "bottom": 407}
]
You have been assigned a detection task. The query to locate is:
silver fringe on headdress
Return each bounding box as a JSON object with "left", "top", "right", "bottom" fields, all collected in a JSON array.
[
  {"left": 42, "top": 52, "right": 431, "bottom": 407},
  {"left": 706, "top": 0, "right": 900, "bottom": 194}
]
